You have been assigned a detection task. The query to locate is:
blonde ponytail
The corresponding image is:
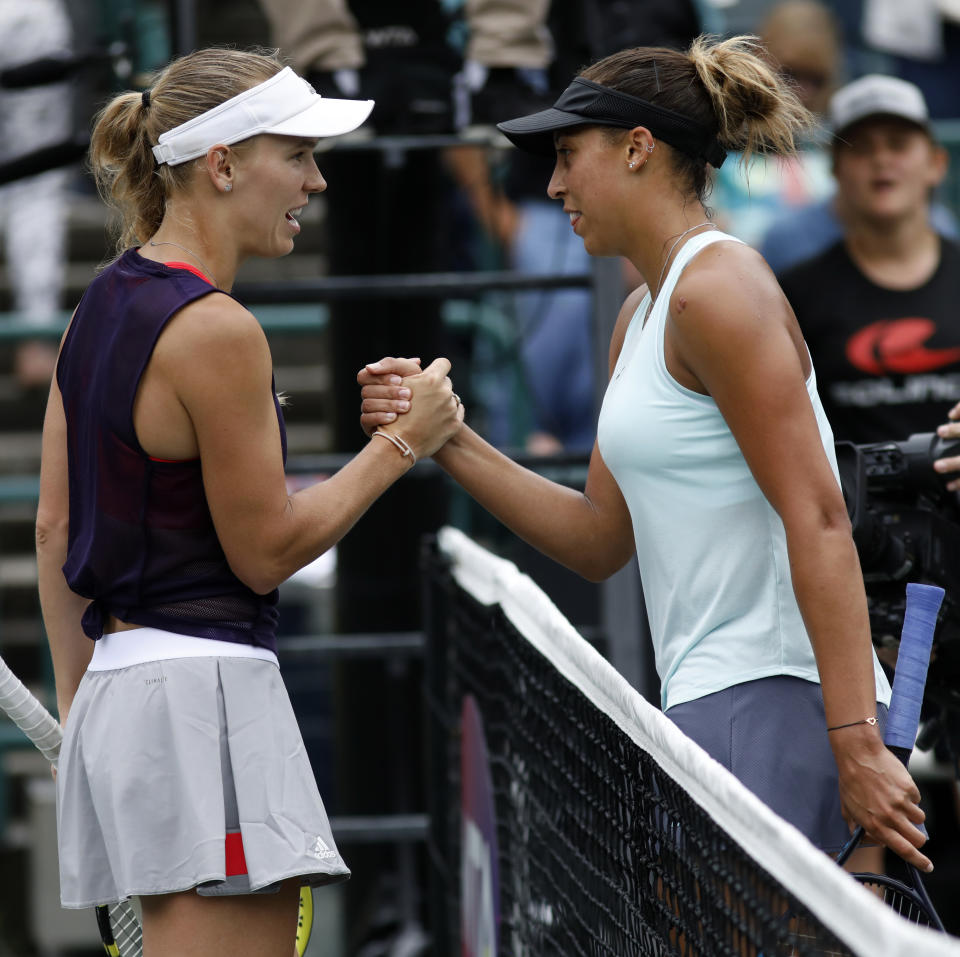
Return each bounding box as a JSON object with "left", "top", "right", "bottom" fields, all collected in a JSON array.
[{"left": 90, "top": 91, "right": 168, "bottom": 254}]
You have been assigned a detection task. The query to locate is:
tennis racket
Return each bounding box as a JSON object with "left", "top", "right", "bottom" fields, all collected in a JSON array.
[
  {"left": 0, "top": 653, "right": 142, "bottom": 955},
  {"left": 835, "top": 582, "right": 946, "bottom": 931},
  {"left": 0, "top": 654, "right": 314, "bottom": 956}
]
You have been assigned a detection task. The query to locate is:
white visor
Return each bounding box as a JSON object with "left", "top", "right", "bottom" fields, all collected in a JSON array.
[{"left": 151, "top": 66, "right": 374, "bottom": 166}]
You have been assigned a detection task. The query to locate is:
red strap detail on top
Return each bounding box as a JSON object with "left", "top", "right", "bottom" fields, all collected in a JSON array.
[
  {"left": 225, "top": 831, "right": 248, "bottom": 876},
  {"left": 164, "top": 260, "right": 214, "bottom": 285}
]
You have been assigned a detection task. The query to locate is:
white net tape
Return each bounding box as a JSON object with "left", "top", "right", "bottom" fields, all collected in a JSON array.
[{"left": 438, "top": 526, "right": 960, "bottom": 957}]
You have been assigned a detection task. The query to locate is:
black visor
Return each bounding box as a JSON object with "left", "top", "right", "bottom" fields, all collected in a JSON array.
[{"left": 496, "top": 77, "right": 727, "bottom": 168}]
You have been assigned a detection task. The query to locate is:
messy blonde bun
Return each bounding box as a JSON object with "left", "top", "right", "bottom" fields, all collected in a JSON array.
[
  {"left": 90, "top": 47, "right": 285, "bottom": 255},
  {"left": 580, "top": 34, "right": 814, "bottom": 201},
  {"left": 687, "top": 34, "right": 811, "bottom": 160}
]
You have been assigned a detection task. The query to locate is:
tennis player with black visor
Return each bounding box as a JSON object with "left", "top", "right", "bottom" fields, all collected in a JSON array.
[{"left": 360, "top": 34, "right": 933, "bottom": 876}]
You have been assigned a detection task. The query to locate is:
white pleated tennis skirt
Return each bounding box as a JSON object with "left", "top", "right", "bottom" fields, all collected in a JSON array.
[{"left": 56, "top": 630, "right": 350, "bottom": 908}]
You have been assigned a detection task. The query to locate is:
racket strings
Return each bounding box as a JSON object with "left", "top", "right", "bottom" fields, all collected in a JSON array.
[
  {"left": 108, "top": 900, "right": 144, "bottom": 957},
  {"left": 853, "top": 875, "right": 941, "bottom": 928}
]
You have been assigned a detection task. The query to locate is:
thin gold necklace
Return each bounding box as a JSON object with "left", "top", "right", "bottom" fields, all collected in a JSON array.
[
  {"left": 639, "top": 220, "right": 718, "bottom": 333},
  {"left": 148, "top": 239, "right": 217, "bottom": 286},
  {"left": 615, "top": 221, "right": 721, "bottom": 382},
  {"left": 654, "top": 221, "right": 718, "bottom": 298}
]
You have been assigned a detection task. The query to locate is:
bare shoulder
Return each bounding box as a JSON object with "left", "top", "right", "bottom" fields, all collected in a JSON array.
[
  {"left": 160, "top": 293, "right": 268, "bottom": 361},
  {"left": 667, "top": 240, "right": 807, "bottom": 392},
  {"left": 168, "top": 292, "right": 264, "bottom": 344},
  {"left": 154, "top": 293, "right": 273, "bottom": 398},
  {"left": 670, "top": 240, "right": 787, "bottom": 337}
]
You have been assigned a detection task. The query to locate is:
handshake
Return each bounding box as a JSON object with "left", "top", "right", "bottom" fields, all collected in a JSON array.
[{"left": 357, "top": 356, "right": 464, "bottom": 463}]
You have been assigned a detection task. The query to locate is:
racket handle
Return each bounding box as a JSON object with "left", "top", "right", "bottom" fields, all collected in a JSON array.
[
  {"left": 884, "top": 583, "right": 944, "bottom": 753},
  {"left": 837, "top": 583, "right": 942, "bottom": 868},
  {"left": 0, "top": 658, "right": 62, "bottom": 763},
  {"left": 836, "top": 825, "right": 864, "bottom": 867}
]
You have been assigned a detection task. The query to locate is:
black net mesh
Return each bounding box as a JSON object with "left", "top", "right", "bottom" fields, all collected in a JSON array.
[{"left": 423, "top": 541, "right": 856, "bottom": 957}]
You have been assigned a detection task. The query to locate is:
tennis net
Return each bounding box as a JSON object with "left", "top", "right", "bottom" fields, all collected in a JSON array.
[{"left": 423, "top": 526, "right": 960, "bottom": 957}]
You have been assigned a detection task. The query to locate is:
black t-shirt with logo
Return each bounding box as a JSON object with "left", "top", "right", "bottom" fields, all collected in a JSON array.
[{"left": 778, "top": 238, "right": 960, "bottom": 444}]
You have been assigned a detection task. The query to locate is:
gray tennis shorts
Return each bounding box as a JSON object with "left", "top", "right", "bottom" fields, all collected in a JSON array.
[
  {"left": 56, "top": 654, "right": 350, "bottom": 908},
  {"left": 666, "top": 675, "right": 888, "bottom": 852}
]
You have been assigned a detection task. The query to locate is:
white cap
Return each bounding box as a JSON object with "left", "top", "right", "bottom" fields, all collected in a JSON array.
[
  {"left": 152, "top": 67, "right": 374, "bottom": 166},
  {"left": 829, "top": 74, "right": 929, "bottom": 137}
]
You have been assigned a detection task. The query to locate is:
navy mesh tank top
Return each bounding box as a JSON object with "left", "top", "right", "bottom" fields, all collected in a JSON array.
[{"left": 57, "top": 249, "right": 286, "bottom": 651}]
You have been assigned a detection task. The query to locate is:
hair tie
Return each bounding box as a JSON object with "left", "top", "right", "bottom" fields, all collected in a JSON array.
[{"left": 141, "top": 89, "right": 151, "bottom": 109}]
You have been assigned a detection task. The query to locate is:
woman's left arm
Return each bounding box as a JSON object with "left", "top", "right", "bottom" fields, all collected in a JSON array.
[
  {"left": 669, "top": 244, "right": 931, "bottom": 871},
  {"left": 36, "top": 373, "right": 93, "bottom": 727}
]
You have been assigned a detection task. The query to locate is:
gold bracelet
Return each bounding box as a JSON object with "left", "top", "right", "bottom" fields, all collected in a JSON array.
[
  {"left": 827, "top": 716, "right": 878, "bottom": 732},
  {"left": 372, "top": 429, "right": 417, "bottom": 465}
]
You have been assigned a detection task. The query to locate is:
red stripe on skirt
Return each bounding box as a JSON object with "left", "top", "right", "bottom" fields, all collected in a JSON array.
[{"left": 225, "top": 831, "right": 248, "bottom": 876}]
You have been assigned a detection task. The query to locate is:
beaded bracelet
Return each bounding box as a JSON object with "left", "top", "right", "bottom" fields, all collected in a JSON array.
[
  {"left": 372, "top": 429, "right": 417, "bottom": 465},
  {"left": 826, "top": 716, "right": 878, "bottom": 732}
]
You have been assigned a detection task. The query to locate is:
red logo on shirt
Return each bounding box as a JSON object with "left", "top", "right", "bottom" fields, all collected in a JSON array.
[{"left": 846, "top": 318, "right": 960, "bottom": 375}]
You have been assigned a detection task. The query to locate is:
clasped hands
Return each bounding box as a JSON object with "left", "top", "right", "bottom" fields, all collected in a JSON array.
[{"left": 357, "top": 356, "right": 463, "bottom": 460}]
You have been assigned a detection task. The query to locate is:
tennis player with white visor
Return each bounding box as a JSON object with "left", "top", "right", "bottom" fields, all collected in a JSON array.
[{"left": 37, "top": 47, "right": 463, "bottom": 956}]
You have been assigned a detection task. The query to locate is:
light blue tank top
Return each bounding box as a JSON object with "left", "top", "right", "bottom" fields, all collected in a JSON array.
[{"left": 597, "top": 230, "right": 891, "bottom": 711}]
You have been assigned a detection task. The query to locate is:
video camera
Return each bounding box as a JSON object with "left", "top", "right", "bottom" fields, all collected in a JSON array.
[{"left": 837, "top": 433, "right": 960, "bottom": 753}]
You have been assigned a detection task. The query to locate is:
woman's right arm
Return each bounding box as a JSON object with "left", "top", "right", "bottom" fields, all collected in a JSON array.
[
  {"left": 432, "top": 432, "right": 632, "bottom": 581},
  {"left": 36, "top": 375, "right": 93, "bottom": 726},
  {"left": 155, "top": 296, "right": 462, "bottom": 594},
  {"left": 360, "top": 288, "right": 649, "bottom": 581}
]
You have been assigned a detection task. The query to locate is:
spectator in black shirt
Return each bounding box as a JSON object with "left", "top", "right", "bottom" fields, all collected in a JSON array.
[{"left": 778, "top": 74, "right": 960, "bottom": 487}]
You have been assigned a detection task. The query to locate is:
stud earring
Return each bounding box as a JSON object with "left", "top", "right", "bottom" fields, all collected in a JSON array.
[
  {"left": 646, "top": 144, "right": 655, "bottom": 152},
  {"left": 629, "top": 162, "right": 637, "bottom": 169},
  {"left": 224, "top": 184, "right": 233, "bottom": 192}
]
